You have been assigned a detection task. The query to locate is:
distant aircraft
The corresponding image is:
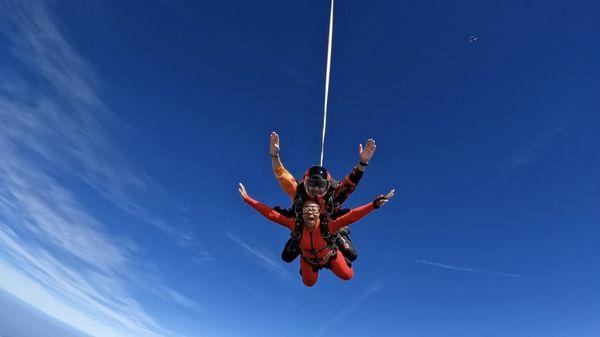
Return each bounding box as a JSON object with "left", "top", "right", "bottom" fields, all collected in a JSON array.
[{"left": 469, "top": 35, "right": 479, "bottom": 43}]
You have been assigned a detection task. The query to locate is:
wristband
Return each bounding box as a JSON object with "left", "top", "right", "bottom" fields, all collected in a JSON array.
[
  {"left": 271, "top": 153, "right": 279, "bottom": 158},
  {"left": 359, "top": 161, "right": 368, "bottom": 167},
  {"left": 373, "top": 195, "right": 385, "bottom": 209}
]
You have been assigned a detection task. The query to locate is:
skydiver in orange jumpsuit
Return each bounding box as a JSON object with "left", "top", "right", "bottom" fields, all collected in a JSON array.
[
  {"left": 239, "top": 183, "right": 394, "bottom": 286},
  {"left": 268, "top": 132, "right": 376, "bottom": 264}
]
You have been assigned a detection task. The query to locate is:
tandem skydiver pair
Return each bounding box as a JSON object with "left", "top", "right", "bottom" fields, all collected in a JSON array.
[{"left": 239, "top": 132, "right": 394, "bottom": 287}]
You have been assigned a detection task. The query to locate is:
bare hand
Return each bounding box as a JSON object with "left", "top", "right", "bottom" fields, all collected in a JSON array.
[
  {"left": 359, "top": 138, "right": 376, "bottom": 164},
  {"left": 375, "top": 189, "right": 395, "bottom": 207},
  {"left": 270, "top": 132, "right": 280, "bottom": 157},
  {"left": 238, "top": 183, "right": 248, "bottom": 198}
]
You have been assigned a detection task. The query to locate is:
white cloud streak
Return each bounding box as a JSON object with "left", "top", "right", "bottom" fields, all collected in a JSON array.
[
  {"left": 315, "top": 278, "right": 386, "bottom": 337},
  {"left": 0, "top": 0, "right": 198, "bottom": 246},
  {"left": 0, "top": 0, "right": 202, "bottom": 335},
  {"left": 226, "top": 231, "right": 293, "bottom": 283},
  {"left": 507, "top": 127, "right": 564, "bottom": 171},
  {"left": 403, "top": 258, "right": 533, "bottom": 279}
]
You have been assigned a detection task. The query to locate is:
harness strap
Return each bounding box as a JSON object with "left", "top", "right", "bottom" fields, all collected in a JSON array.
[
  {"left": 319, "top": 191, "right": 338, "bottom": 243},
  {"left": 292, "top": 193, "right": 304, "bottom": 240},
  {"left": 302, "top": 249, "right": 337, "bottom": 270},
  {"left": 291, "top": 188, "right": 340, "bottom": 267}
]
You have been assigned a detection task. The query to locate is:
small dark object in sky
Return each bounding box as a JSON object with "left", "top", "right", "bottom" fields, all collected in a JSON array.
[{"left": 469, "top": 35, "right": 479, "bottom": 43}]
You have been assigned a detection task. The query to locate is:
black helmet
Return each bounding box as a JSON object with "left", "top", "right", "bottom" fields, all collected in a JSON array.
[
  {"left": 304, "top": 166, "right": 331, "bottom": 191},
  {"left": 307, "top": 166, "right": 329, "bottom": 181}
]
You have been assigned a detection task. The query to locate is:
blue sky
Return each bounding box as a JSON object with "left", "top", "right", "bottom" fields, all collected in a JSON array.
[{"left": 0, "top": 0, "right": 599, "bottom": 336}]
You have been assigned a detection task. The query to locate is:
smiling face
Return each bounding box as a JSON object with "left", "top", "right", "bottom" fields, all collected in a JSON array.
[{"left": 301, "top": 201, "right": 320, "bottom": 230}]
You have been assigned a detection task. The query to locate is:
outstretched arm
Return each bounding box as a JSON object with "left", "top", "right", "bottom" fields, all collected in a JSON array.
[
  {"left": 333, "top": 138, "right": 377, "bottom": 204},
  {"left": 270, "top": 132, "right": 297, "bottom": 200},
  {"left": 329, "top": 189, "right": 394, "bottom": 232},
  {"left": 239, "top": 183, "right": 295, "bottom": 229}
]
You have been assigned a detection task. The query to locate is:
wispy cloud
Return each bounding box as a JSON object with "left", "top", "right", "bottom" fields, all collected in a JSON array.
[
  {"left": 245, "top": 47, "right": 310, "bottom": 84},
  {"left": 226, "top": 231, "right": 293, "bottom": 283},
  {"left": 315, "top": 278, "right": 387, "bottom": 337},
  {"left": 506, "top": 127, "right": 564, "bottom": 172},
  {"left": 0, "top": 0, "right": 197, "bottom": 246},
  {"left": 0, "top": 224, "right": 181, "bottom": 337},
  {"left": 402, "top": 258, "right": 533, "bottom": 279},
  {"left": 0, "top": 0, "right": 201, "bottom": 335}
]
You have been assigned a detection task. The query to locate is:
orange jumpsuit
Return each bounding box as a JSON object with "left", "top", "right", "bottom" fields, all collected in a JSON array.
[{"left": 243, "top": 195, "right": 375, "bottom": 287}]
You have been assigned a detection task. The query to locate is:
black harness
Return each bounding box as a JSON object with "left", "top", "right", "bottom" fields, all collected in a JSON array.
[{"left": 290, "top": 182, "right": 341, "bottom": 269}]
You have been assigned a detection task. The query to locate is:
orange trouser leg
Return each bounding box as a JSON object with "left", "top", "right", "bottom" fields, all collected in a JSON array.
[
  {"left": 329, "top": 253, "right": 354, "bottom": 281},
  {"left": 300, "top": 258, "right": 319, "bottom": 287}
]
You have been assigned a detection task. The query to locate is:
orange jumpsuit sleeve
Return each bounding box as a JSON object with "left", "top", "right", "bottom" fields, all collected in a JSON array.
[
  {"left": 328, "top": 202, "right": 376, "bottom": 233},
  {"left": 332, "top": 166, "right": 364, "bottom": 205},
  {"left": 273, "top": 164, "right": 297, "bottom": 200},
  {"left": 243, "top": 195, "right": 295, "bottom": 230}
]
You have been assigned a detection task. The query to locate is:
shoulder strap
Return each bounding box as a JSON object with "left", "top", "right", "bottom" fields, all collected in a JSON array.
[
  {"left": 291, "top": 191, "right": 305, "bottom": 241},
  {"left": 324, "top": 190, "right": 339, "bottom": 218},
  {"left": 319, "top": 192, "right": 339, "bottom": 244}
]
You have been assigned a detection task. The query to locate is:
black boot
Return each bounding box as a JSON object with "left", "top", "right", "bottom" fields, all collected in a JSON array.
[
  {"left": 281, "top": 238, "right": 301, "bottom": 263},
  {"left": 335, "top": 226, "right": 357, "bottom": 262}
]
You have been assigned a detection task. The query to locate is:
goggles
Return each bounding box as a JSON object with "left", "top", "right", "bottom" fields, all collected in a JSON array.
[
  {"left": 302, "top": 207, "right": 320, "bottom": 215},
  {"left": 307, "top": 177, "right": 329, "bottom": 189}
]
